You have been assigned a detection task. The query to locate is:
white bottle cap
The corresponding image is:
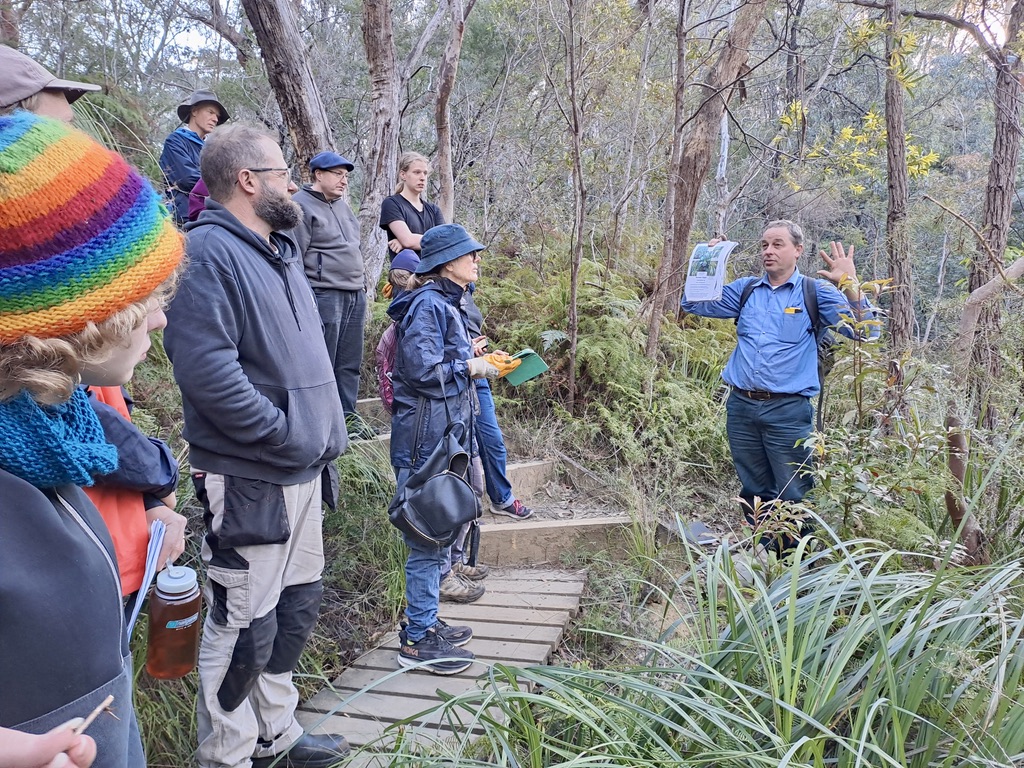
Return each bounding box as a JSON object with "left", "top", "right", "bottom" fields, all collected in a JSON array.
[{"left": 156, "top": 564, "right": 198, "bottom": 595}]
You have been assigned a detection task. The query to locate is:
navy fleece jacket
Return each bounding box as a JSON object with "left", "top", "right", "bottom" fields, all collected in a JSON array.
[{"left": 164, "top": 201, "right": 347, "bottom": 483}]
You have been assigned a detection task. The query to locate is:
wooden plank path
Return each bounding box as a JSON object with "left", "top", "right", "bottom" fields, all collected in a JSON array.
[{"left": 296, "top": 567, "right": 586, "bottom": 754}]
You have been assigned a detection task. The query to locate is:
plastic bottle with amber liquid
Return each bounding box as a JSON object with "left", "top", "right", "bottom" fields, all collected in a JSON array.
[{"left": 146, "top": 564, "right": 201, "bottom": 679}]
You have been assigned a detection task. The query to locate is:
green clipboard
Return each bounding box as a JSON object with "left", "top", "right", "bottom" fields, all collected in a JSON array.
[{"left": 503, "top": 348, "right": 548, "bottom": 386}]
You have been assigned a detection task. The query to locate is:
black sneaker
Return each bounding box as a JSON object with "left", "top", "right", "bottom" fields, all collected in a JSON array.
[
  {"left": 397, "top": 627, "right": 475, "bottom": 675},
  {"left": 251, "top": 732, "right": 350, "bottom": 768},
  {"left": 400, "top": 618, "right": 473, "bottom": 647}
]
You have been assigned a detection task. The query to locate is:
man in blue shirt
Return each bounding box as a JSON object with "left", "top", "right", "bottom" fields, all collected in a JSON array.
[{"left": 680, "top": 220, "right": 879, "bottom": 549}]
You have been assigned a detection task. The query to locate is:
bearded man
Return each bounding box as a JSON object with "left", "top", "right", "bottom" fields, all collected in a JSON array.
[{"left": 164, "top": 123, "right": 349, "bottom": 768}]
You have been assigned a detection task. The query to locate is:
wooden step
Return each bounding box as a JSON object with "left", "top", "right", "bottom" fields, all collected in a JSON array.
[
  {"left": 479, "top": 515, "right": 632, "bottom": 566},
  {"left": 347, "top": 433, "right": 556, "bottom": 503},
  {"left": 296, "top": 567, "right": 586, "bottom": 750}
]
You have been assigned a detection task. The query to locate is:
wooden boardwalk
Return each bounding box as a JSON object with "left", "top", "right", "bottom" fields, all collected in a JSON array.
[{"left": 296, "top": 567, "right": 586, "bottom": 752}]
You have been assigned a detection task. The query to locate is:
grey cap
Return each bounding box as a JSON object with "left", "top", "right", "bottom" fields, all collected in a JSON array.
[
  {"left": 176, "top": 89, "right": 230, "bottom": 125},
  {"left": 0, "top": 45, "right": 101, "bottom": 109}
]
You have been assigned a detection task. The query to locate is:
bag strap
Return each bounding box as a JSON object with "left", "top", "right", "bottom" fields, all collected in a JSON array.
[
  {"left": 802, "top": 277, "right": 826, "bottom": 433},
  {"left": 435, "top": 363, "right": 475, "bottom": 451},
  {"left": 802, "top": 276, "right": 824, "bottom": 340},
  {"left": 465, "top": 519, "right": 481, "bottom": 566},
  {"left": 735, "top": 279, "right": 757, "bottom": 325},
  {"left": 436, "top": 363, "right": 455, "bottom": 424}
]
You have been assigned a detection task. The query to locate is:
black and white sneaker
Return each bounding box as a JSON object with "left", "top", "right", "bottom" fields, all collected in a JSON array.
[
  {"left": 398, "top": 627, "right": 475, "bottom": 675},
  {"left": 491, "top": 498, "right": 534, "bottom": 519},
  {"left": 400, "top": 618, "right": 473, "bottom": 647}
]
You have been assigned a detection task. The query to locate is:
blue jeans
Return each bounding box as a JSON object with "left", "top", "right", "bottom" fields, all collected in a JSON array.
[
  {"left": 314, "top": 287, "right": 366, "bottom": 418},
  {"left": 394, "top": 467, "right": 448, "bottom": 641},
  {"left": 726, "top": 391, "right": 814, "bottom": 510},
  {"left": 475, "top": 380, "right": 513, "bottom": 507}
]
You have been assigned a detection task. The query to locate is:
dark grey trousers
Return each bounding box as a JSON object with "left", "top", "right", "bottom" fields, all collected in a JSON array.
[{"left": 313, "top": 287, "right": 366, "bottom": 418}]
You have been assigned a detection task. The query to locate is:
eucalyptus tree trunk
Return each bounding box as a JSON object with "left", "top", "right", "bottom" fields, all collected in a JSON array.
[
  {"left": 239, "top": 0, "right": 335, "bottom": 170},
  {"left": 938, "top": 0, "right": 1024, "bottom": 562},
  {"left": 1, "top": 1, "right": 27, "bottom": 47},
  {"left": 435, "top": 0, "right": 478, "bottom": 222},
  {"left": 360, "top": 0, "right": 402, "bottom": 294},
  {"left": 884, "top": 0, "right": 914, "bottom": 355},
  {"left": 646, "top": 0, "right": 769, "bottom": 356},
  {"left": 883, "top": 0, "right": 913, "bottom": 430},
  {"left": 969, "top": 0, "right": 1024, "bottom": 426},
  {"left": 360, "top": 0, "right": 447, "bottom": 294},
  {"left": 563, "top": 0, "right": 587, "bottom": 414},
  {"left": 644, "top": 0, "right": 689, "bottom": 358}
]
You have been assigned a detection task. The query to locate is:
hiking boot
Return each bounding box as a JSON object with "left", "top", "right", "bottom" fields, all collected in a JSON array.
[
  {"left": 400, "top": 618, "right": 473, "bottom": 647},
  {"left": 251, "top": 732, "right": 350, "bottom": 768},
  {"left": 397, "top": 627, "right": 476, "bottom": 675},
  {"left": 439, "top": 572, "right": 485, "bottom": 603},
  {"left": 454, "top": 561, "right": 490, "bottom": 581},
  {"left": 491, "top": 498, "right": 535, "bottom": 520}
]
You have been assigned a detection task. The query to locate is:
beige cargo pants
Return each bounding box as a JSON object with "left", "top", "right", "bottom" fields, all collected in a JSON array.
[{"left": 192, "top": 470, "right": 324, "bottom": 768}]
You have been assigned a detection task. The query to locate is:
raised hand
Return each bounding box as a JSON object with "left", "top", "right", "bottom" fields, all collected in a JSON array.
[{"left": 816, "top": 241, "right": 859, "bottom": 290}]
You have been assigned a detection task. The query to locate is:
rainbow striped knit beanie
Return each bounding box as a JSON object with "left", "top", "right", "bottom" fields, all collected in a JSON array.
[{"left": 0, "top": 111, "right": 183, "bottom": 343}]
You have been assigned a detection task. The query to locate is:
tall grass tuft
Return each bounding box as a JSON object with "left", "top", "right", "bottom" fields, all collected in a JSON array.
[{"left": 355, "top": 529, "right": 1024, "bottom": 767}]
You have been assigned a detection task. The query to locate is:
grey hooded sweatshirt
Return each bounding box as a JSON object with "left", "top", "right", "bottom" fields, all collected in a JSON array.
[
  {"left": 292, "top": 185, "right": 364, "bottom": 291},
  {"left": 165, "top": 201, "right": 347, "bottom": 483}
]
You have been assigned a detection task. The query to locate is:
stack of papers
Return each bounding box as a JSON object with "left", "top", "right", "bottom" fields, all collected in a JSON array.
[
  {"left": 127, "top": 519, "right": 166, "bottom": 636},
  {"left": 683, "top": 241, "right": 739, "bottom": 302}
]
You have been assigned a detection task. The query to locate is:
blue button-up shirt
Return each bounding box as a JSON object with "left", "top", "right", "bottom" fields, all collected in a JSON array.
[{"left": 680, "top": 270, "right": 879, "bottom": 397}]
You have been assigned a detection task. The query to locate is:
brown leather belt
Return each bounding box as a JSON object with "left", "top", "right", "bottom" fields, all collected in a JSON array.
[{"left": 734, "top": 389, "right": 800, "bottom": 401}]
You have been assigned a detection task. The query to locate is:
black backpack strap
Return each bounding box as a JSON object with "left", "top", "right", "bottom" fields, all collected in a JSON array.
[
  {"left": 802, "top": 276, "right": 822, "bottom": 339},
  {"left": 803, "top": 277, "right": 826, "bottom": 433},
  {"left": 734, "top": 279, "right": 758, "bottom": 325}
]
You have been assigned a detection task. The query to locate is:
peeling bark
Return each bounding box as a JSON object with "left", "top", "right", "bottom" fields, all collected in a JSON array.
[
  {"left": 240, "top": 0, "right": 334, "bottom": 167},
  {"left": 646, "top": 0, "right": 768, "bottom": 355}
]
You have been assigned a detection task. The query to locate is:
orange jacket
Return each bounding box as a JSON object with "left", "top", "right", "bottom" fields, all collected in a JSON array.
[{"left": 83, "top": 387, "right": 148, "bottom": 596}]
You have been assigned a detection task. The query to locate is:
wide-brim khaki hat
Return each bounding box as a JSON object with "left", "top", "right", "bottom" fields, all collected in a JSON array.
[
  {"left": 0, "top": 45, "right": 101, "bottom": 108},
  {"left": 176, "top": 89, "right": 230, "bottom": 125}
]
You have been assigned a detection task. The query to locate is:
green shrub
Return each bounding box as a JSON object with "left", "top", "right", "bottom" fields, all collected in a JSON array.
[{"left": 356, "top": 533, "right": 1024, "bottom": 767}]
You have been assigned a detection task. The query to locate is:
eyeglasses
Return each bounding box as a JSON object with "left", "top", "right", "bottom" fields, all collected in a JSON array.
[{"left": 245, "top": 167, "right": 291, "bottom": 179}]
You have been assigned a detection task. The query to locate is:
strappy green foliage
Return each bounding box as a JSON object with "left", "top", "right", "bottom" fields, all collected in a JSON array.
[{"left": 354, "top": 535, "right": 1024, "bottom": 767}]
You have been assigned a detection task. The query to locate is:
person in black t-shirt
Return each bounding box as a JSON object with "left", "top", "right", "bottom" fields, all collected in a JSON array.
[{"left": 379, "top": 152, "right": 445, "bottom": 256}]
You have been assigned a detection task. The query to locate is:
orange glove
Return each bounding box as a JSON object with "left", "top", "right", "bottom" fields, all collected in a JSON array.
[{"left": 483, "top": 353, "right": 522, "bottom": 378}]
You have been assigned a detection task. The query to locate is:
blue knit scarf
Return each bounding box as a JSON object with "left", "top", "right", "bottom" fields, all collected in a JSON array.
[{"left": 0, "top": 388, "right": 117, "bottom": 488}]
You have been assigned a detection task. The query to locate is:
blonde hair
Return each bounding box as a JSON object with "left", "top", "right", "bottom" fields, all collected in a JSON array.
[
  {"left": 394, "top": 152, "right": 431, "bottom": 194},
  {"left": 0, "top": 270, "right": 182, "bottom": 406},
  {"left": 0, "top": 93, "right": 41, "bottom": 116}
]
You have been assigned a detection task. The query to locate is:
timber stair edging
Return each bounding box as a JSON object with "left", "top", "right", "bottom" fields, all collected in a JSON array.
[{"left": 296, "top": 567, "right": 587, "bottom": 755}]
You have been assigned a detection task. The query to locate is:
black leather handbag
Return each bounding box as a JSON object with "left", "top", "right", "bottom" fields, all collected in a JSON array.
[{"left": 388, "top": 419, "right": 480, "bottom": 548}]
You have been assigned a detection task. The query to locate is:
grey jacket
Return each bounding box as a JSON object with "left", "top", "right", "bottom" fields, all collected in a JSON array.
[
  {"left": 0, "top": 470, "right": 143, "bottom": 764},
  {"left": 165, "top": 201, "right": 347, "bottom": 484},
  {"left": 292, "top": 186, "right": 364, "bottom": 291}
]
